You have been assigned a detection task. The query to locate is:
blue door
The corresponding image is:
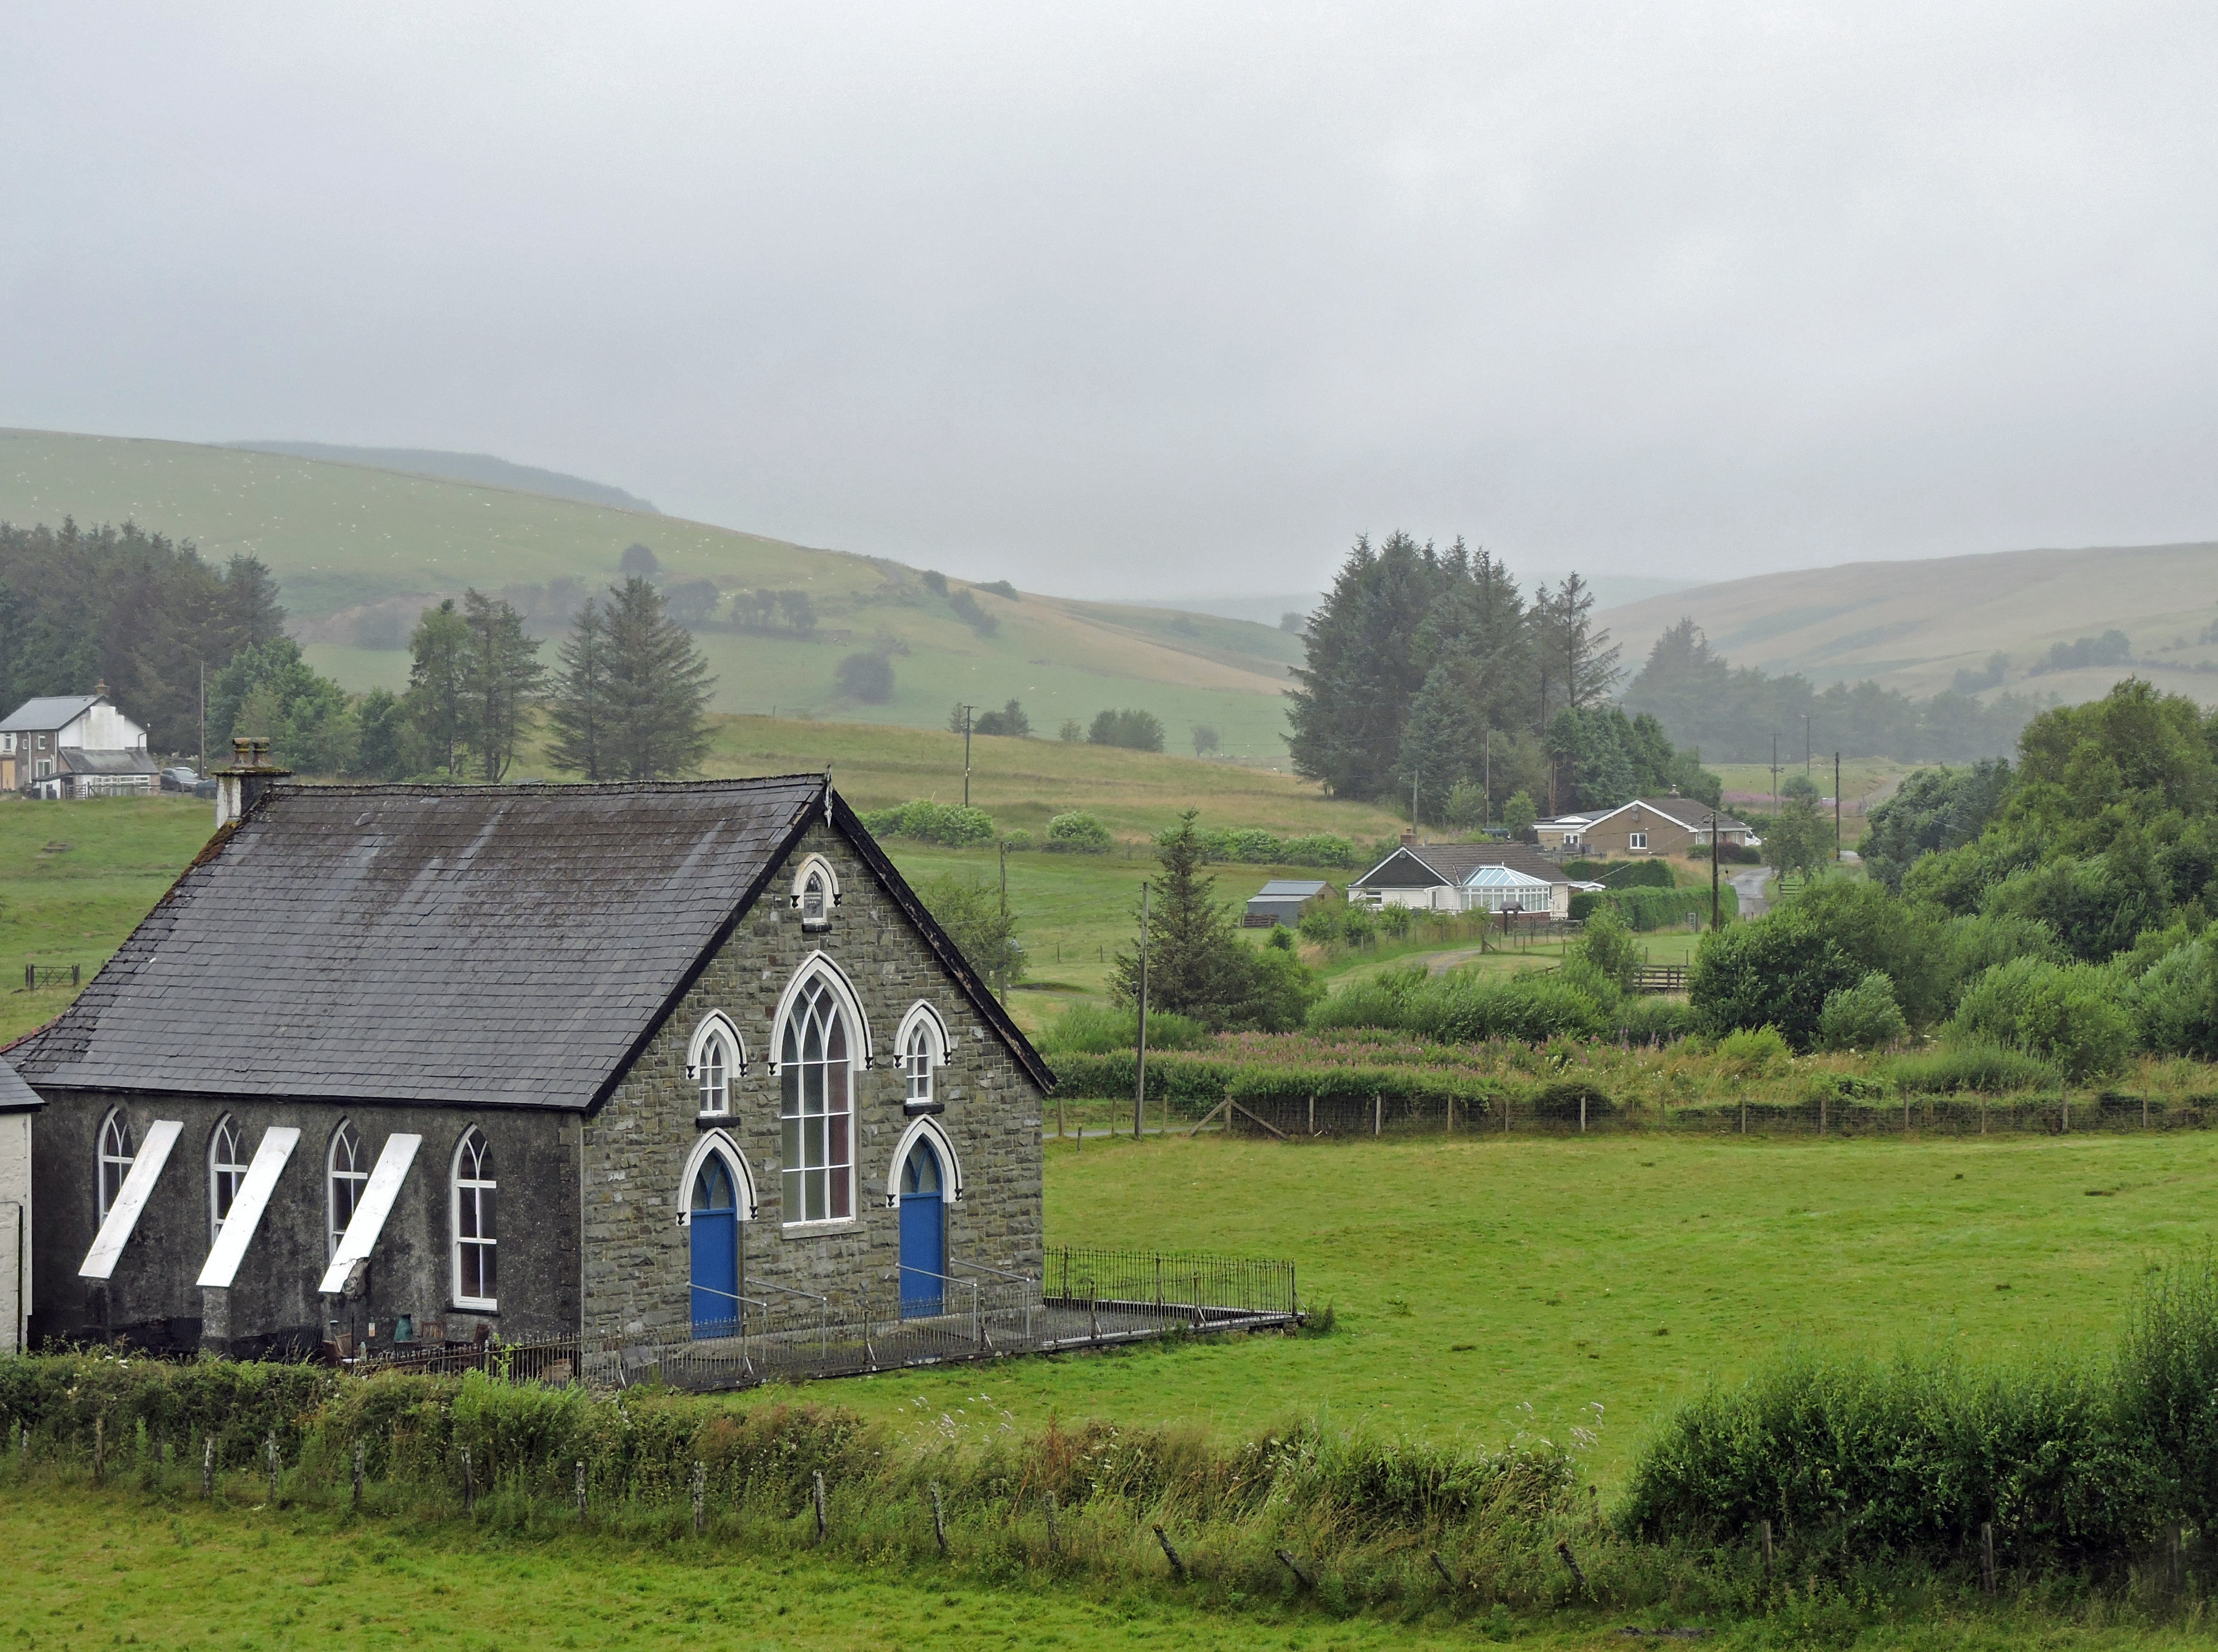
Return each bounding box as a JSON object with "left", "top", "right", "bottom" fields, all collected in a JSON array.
[
  {"left": 689, "top": 1157, "right": 740, "bottom": 1336},
  {"left": 898, "top": 1141, "right": 945, "bottom": 1318}
]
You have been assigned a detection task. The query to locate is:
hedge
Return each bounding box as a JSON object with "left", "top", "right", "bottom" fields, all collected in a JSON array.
[{"left": 1568, "top": 885, "right": 1738, "bottom": 931}]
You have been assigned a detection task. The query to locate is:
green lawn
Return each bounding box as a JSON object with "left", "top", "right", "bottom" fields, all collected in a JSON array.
[{"left": 822, "top": 1129, "right": 2218, "bottom": 1492}]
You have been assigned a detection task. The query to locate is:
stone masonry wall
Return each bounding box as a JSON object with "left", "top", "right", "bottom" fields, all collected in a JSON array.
[{"left": 580, "top": 823, "right": 1045, "bottom": 1338}]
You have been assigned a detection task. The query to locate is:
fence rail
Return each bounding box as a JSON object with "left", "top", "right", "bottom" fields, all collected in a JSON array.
[
  {"left": 1631, "top": 965, "right": 1687, "bottom": 993},
  {"left": 23, "top": 964, "right": 80, "bottom": 989},
  {"left": 1216, "top": 1089, "right": 2217, "bottom": 1139},
  {"left": 355, "top": 1247, "right": 1299, "bottom": 1394}
]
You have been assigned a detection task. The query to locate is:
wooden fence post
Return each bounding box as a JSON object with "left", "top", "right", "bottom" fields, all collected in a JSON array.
[
  {"left": 93, "top": 1416, "right": 104, "bottom": 1487},
  {"left": 692, "top": 1461, "right": 706, "bottom": 1535},
  {"left": 576, "top": 1460, "right": 588, "bottom": 1524},
  {"left": 930, "top": 1481, "right": 948, "bottom": 1554},
  {"left": 1980, "top": 1521, "right": 1995, "bottom": 1595},
  {"left": 1044, "top": 1490, "right": 1060, "bottom": 1556},
  {"left": 265, "top": 1432, "right": 279, "bottom": 1505},
  {"left": 1152, "top": 1524, "right": 1185, "bottom": 1578},
  {"left": 460, "top": 1447, "right": 474, "bottom": 1516},
  {"left": 201, "top": 1436, "right": 214, "bottom": 1500},
  {"left": 352, "top": 1440, "right": 365, "bottom": 1509},
  {"left": 813, "top": 1471, "right": 827, "bottom": 1543},
  {"left": 1275, "top": 1548, "right": 1313, "bottom": 1589}
]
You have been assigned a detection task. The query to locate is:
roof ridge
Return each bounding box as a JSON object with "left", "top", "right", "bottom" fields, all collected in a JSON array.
[{"left": 267, "top": 774, "right": 830, "bottom": 799}]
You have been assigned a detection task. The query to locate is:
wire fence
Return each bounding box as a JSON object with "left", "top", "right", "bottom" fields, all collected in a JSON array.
[
  {"left": 355, "top": 1247, "right": 1299, "bottom": 1394},
  {"left": 1219, "top": 1090, "right": 2218, "bottom": 1140}
]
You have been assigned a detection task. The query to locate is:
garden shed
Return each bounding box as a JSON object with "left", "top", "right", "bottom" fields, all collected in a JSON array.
[{"left": 1243, "top": 879, "right": 1331, "bottom": 928}]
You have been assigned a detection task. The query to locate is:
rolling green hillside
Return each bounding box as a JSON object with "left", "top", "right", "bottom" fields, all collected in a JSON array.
[
  {"left": 1598, "top": 539, "right": 2218, "bottom": 706},
  {"left": 0, "top": 428, "right": 1299, "bottom": 757}
]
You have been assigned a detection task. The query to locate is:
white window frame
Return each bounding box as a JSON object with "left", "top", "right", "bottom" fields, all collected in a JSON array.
[
  {"left": 98, "top": 1110, "right": 134, "bottom": 1221},
  {"left": 775, "top": 968, "right": 858, "bottom": 1228},
  {"left": 894, "top": 1001, "right": 950, "bottom": 1112},
  {"left": 208, "top": 1115, "right": 247, "bottom": 1243},
  {"left": 678, "top": 1130, "right": 758, "bottom": 1224},
  {"left": 686, "top": 1011, "right": 746, "bottom": 1117},
  {"left": 1629, "top": 831, "right": 1647, "bottom": 851},
  {"left": 451, "top": 1129, "right": 497, "bottom": 1311},
  {"left": 883, "top": 1115, "right": 965, "bottom": 1210},
  {"left": 790, "top": 853, "right": 840, "bottom": 931},
  {"left": 327, "top": 1120, "right": 368, "bottom": 1261}
]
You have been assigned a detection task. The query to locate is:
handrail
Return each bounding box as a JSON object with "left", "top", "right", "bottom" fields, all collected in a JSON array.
[
  {"left": 946, "top": 1258, "right": 1036, "bottom": 1284},
  {"left": 750, "top": 1279, "right": 829, "bottom": 1306}
]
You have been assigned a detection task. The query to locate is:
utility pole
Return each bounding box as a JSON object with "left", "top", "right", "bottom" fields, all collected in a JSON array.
[
  {"left": 1834, "top": 752, "right": 1843, "bottom": 864},
  {"left": 999, "top": 839, "right": 1008, "bottom": 917},
  {"left": 1709, "top": 812, "right": 1721, "bottom": 931},
  {"left": 1770, "top": 732, "right": 1779, "bottom": 821},
  {"left": 1411, "top": 764, "right": 1420, "bottom": 835},
  {"left": 1804, "top": 714, "right": 1811, "bottom": 782},
  {"left": 960, "top": 704, "right": 975, "bottom": 807},
  {"left": 1133, "top": 882, "right": 1150, "bottom": 1140},
  {"left": 197, "top": 661, "right": 207, "bottom": 779},
  {"left": 1484, "top": 728, "right": 1492, "bottom": 829}
]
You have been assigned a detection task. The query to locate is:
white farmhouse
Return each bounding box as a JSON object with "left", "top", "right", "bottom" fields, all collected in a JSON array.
[{"left": 0, "top": 687, "right": 159, "bottom": 797}]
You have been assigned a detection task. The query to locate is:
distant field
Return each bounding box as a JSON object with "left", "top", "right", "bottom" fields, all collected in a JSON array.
[
  {"left": 1597, "top": 538, "right": 2218, "bottom": 702},
  {"left": 1, "top": 427, "right": 1301, "bottom": 759}
]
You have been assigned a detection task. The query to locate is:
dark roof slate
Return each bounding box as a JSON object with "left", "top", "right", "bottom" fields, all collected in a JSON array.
[
  {"left": 16, "top": 777, "right": 830, "bottom": 1109},
  {"left": 0, "top": 1056, "right": 42, "bottom": 1112},
  {"left": 1352, "top": 842, "right": 1572, "bottom": 888}
]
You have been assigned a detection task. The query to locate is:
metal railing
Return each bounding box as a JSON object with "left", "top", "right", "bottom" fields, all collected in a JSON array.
[{"left": 355, "top": 1247, "right": 1299, "bottom": 1393}]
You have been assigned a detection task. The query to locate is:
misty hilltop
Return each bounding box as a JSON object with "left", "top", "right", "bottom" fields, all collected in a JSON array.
[{"left": 224, "top": 441, "right": 659, "bottom": 514}]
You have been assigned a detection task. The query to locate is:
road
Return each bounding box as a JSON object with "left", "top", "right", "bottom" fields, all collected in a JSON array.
[{"left": 1728, "top": 867, "right": 1772, "bottom": 918}]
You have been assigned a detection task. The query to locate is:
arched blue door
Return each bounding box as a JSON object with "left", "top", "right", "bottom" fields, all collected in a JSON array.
[
  {"left": 898, "top": 1141, "right": 945, "bottom": 1318},
  {"left": 689, "top": 1157, "right": 740, "bottom": 1336}
]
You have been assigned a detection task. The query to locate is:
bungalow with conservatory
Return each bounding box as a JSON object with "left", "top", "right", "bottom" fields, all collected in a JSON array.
[
  {"left": 1347, "top": 841, "right": 1573, "bottom": 919},
  {"left": 8, "top": 772, "right": 1051, "bottom": 1361}
]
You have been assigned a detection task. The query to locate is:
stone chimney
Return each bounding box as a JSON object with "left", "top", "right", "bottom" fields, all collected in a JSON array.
[
  {"left": 213, "top": 737, "right": 292, "bottom": 828},
  {"left": 1400, "top": 829, "right": 1417, "bottom": 847}
]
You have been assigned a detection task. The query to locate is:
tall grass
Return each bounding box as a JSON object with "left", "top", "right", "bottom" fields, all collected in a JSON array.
[{"left": 1622, "top": 1254, "right": 2218, "bottom": 1581}]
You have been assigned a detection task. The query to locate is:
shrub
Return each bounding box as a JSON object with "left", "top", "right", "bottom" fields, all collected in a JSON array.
[
  {"left": 1311, "top": 964, "right": 1613, "bottom": 1045},
  {"left": 1714, "top": 1025, "right": 1791, "bottom": 1076},
  {"left": 1279, "top": 834, "right": 1359, "bottom": 869},
  {"left": 1881, "top": 1041, "right": 2062, "bottom": 1094},
  {"left": 833, "top": 651, "right": 895, "bottom": 703},
  {"left": 1601, "top": 885, "right": 1735, "bottom": 931},
  {"left": 1690, "top": 910, "right": 1863, "bottom": 1050},
  {"left": 1815, "top": 971, "right": 1907, "bottom": 1052},
  {"left": 1040, "top": 1001, "right": 1211, "bottom": 1054},
  {"left": 1087, "top": 708, "right": 1164, "bottom": 751},
  {"left": 1043, "top": 811, "right": 1113, "bottom": 853},
  {"left": 1000, "top": 829, "right": 1035, "bottom": 853},
  {"left": 1948, "top": 955, "right": 2134, "bottom": 1081},
  {"left": 1615, "top": 995, "right": 1696, "bottom": 1045},
  {"left": 1564, "top": 859, "right": 1675, "bottom": 888},
  {"left": 2132, "top": 938, "right": 2218, "bottom": 1059},
  {"left": 1569, "top": 907, "right": 1640, "bottom": 993},
  {"left": 859, "top": 800, "right": 996, "bottom": 848},
  {"left": 948, "top": 587, "right": 998, "bottom": 635}
]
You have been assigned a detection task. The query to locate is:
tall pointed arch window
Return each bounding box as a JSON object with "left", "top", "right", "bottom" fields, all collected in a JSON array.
[
  {"left": 779, "top": 974, "right": 854, "bottom": 1223},
  {"left": 98, "top": 1111, "right": 134, "bottom": 1221},
  {"left": 209, "top": 1115, "right": 248, "bottom": 1242},
  {"left": 452, "top": 1129, "right": 497, "bottom": 1310},
  {"left": 328, "top": 1122, "right": 367, "bottom": 1259}
]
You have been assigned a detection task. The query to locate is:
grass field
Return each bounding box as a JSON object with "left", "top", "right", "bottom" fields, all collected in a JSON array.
[
  {"left": 11, "top": 1486, "right": 2201, "bottom": 1652},
  {"left": 819, "top": 1129, "right": 2218, "bottom": 1494},
  {"left": 1, "top": 427, "right": 1303, "bottom": 759}
]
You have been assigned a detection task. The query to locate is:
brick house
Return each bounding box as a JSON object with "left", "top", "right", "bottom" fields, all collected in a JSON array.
[
  {"left": 1568, "top": 796, "right": 1753, "bottom": 858},
  {"left": 7, "top": 775, "right": 1050, "bottom": 1359}
]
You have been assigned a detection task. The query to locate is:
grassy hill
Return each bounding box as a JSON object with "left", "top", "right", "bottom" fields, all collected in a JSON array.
[
  {"left": 1598, "top": 539, "right": 2218, "bottom": 705},
  {"left": 0, "top": 428, "right": 1301, "bottom": 758}
]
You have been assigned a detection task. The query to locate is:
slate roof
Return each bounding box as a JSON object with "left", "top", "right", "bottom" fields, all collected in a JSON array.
[
  {"left": 1252, "top": 880, "right": 1328, "bottom": 900},
  {"left": 1584, "top": 796, "right": 1752, "bottom": 833},
  {"left": 59, "top": 748, "right": 160, "bottom": 776},
  {"left": 0, "top": 694, "right": 100, "bottom": 733},
  {"left": 15, "top": 776, "right": 1052, "bottom": 1107},
  {"left": 0, "top": 1056, "right": 42, "bottom": 1113}
]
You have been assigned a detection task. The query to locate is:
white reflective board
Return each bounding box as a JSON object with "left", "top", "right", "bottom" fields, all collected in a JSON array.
[
  {"left": 318, "top": 1133, "right": 421, "bottom": 1295},
  {"left": 195, "top": 1127, "right": 300, "bottom": 1289},
  {"left": 79, "top": 1118, "right": 181, "bottom": 1280}
]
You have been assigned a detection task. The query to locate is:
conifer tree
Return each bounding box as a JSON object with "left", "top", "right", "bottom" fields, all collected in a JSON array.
[
  {"left": 598, "top": 575, "right": 716, "bottom": 780},
  {"left": 404, "top": 599, "right": 471, "bottom": 776},
  {"left": 547, "top": 600, "right": 610, "bottom": 779},
  {"left": 459, "top": 589, "right": 544, "bottom": 781}
]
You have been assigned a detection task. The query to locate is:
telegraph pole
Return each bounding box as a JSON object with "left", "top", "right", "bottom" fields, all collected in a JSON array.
[
  {"left": 1803, "top": 714, "right": 1811, "bottom": 782},
  {"left": 1709, "top": 813, "right": 1721, "bottom": 931},
  {"left": 1134, "top": 882, "right": 1150, "bottom": 1140},
  {"left": 1770, "top": 732, "right": 1779, "bottom": 820},
  {"left": 1834, "top": 752, "right": 1843, "bottom": 864},
  {"left": 1484, "top": 728, "right": 1492, "bottom": 829},
  {"left": 960, "top": 704, "right": 975, "bottom": 807}
]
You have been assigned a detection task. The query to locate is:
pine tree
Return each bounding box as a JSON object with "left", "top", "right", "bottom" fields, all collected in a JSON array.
[
  {"left": 405, "top": 599, "right": 471, "bottom": 776},
  {"left": 600, "top": 576, "right": 716, "bottom": 780},
  {"left": 547, "top": 600, "right": 610, "bottom": 779},
  {"left": 459, "top": 589, "right": 544, "bottom": 781},
  {"left": 1287, "top": 532, "right": 1443, "bottom": 798},
  {"left": 220, "top": 555, "right": 288, "bottom": 651},
  {"left": 1110, "top": 811, "right": 1258, "bottom": 1025}
]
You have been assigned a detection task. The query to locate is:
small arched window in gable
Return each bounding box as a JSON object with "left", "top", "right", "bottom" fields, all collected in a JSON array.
[
  {"left": 209, "top": 1115, "right": 248, "bottom": 1243},
  {"left": 790, "top": 853, "right": 839, "bottom": 931},
  {"left": 452, "top": 1129, "right": 497, "bottom": 1310},
  {"left": 98, "top": 1110, "right": 134, "bottom": 1221},
  {"left": 687, "top": 1013, "right": 745, "bottom": 1117},
  {"left": 328, "top": 1121, "right": 367, "bottom": 1259},
  {"left": 895, "top": 1001, "right": 950, "bottom": 1113}
]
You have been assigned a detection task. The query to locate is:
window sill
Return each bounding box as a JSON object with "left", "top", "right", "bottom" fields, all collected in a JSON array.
[
  {"left": 450, "top": 1301, "right": 499, "bottom": 1315},
  {"left": 696, "top": 1112, "right": 733, "bottom": 1128},
  {"left": 780, "top": 1218, "right": 861, "bottom": 1238},
  {"left": 903, "top": 1099, "right": 945, "bottom": 1117}
]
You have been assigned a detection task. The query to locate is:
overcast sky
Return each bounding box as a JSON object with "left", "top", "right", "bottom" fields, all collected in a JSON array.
[{"left": 6, "top": 4, "right": 2217, "bottom": 600}]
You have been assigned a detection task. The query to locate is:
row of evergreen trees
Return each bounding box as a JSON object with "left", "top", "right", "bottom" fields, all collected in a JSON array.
[
  {"left": 0, "top": 519, "right": 287, "bottom": 752},
  {"left": 1286, "top": 533, "right": 1714, "bottom": 821},
  {"left": 221, "top": 576, "right": 716, "bottom": 782}
]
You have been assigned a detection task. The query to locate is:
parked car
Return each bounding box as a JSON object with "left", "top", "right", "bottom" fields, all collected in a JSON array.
[{"left": 160, "top": 766, "right": 201, "bottom": 792}]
